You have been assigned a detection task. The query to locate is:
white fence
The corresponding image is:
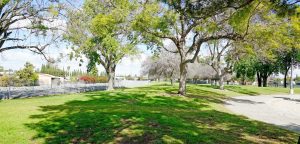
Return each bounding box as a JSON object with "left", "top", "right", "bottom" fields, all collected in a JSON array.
[{"left": 0, "top": 80, "right": 150, "bottom": 99}]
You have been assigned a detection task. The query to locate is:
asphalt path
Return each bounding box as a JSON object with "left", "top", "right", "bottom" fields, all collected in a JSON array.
[{"left": 225, "top": 95, "right": 300, "bottom": 133}]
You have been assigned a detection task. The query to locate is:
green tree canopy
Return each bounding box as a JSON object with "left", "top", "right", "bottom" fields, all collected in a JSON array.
[
  {"left": 65, "top": 0, "right": 139, "bottom": 90},
  {"left": 40, "top": 63, "right": 66, "bottom": 77},
  {"left": 16, "top": 62, "right": 39, "bottom": 85},
  {"left": 230, "top": 4, "right": 300, "bottom": 87},
  {"left": 132, "top": 0, "right": 261, "bottom": 95}
]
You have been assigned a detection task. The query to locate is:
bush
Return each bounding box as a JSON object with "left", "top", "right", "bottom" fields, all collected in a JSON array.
[
  {"left": 79, "top": 75, "right": 96, "bottom": 83},
  {"left": 0, "top": 75, "right": 37, "bottom": 87},
  {"left": 79, "top": 75, "right": 108, "bottom": 83},
  {"left": 294, "top": 76, "right": 300, "bottom": 81},
  {"left": 15, "top": 62, "right": 39, "bottom": 86},
  {"left": 95, "top": 76, "right": 108, "bottom": 83},
  {"left": 0, "top": 75, "right": 9, "bottom": 86}
]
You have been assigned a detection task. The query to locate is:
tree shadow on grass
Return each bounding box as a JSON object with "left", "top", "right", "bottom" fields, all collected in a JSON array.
[
  {"left": 26, "top": 86, "right": 297, "bottom": 144},
  {"left": 134, "top": 84, "right": 227, "bottom": 104},
  {"left": 274, "top": 97, "right": 300, "bottom": 102},
  {"left": 198, "top": 85, "right": 259, "bottom": 96},
  {"left": 224, "top": 86, "right": 259, "bottom": 96}
]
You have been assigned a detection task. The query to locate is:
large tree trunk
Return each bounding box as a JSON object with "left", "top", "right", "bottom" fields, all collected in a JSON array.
[
  {"left": 170, "top": 71, "right": 174, "bottom": 85},
  {"left": 241, "top": 76, "right": 246, "bottom": 85},
  {"left": 283, "top": 67, "right": 290, "bottom": 88},
  {"left": 262, "top": 74, "right": 268, "bottom": 87},
  {"left": 106, "top": 65, "right": 116, "bottom": 90},
  {"left": 217, "top": 68, "right": 224, "bottom": 90},
  {"left": 178, "top": 62, "right": 188, "bottom": 95},
  {"left": 170, "top": 78, "right": 174, "bottom": 85},
  {"left": 219, "top": 76, "right": 224, "bottom": 90},
  {"left": 284, "top": 70, "right": 288, "bottom": 88},
  {"left": 257, "top": 72, "right": 262, "bottom": 87}
]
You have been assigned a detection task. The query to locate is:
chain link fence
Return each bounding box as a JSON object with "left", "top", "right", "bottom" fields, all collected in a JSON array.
[{"left": 0, "top": 80, "right": 150, "bottom": 100}]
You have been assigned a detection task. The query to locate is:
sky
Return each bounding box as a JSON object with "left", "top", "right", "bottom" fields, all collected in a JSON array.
[
  {"left": 0, "top": 45, "right": 149, "bottom": 76},
  {"left": 1, "top": 0, "right": 300, "bottom": 78},
  {"left": 0, "top": 0, "right": 150, "bottom": 76}
]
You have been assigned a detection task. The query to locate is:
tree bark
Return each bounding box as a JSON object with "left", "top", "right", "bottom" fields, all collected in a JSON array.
[
  {"left": 262, "top": 75, "right": 268, "bottom": 87},
  {"left": 178, "top": 62, "right": 188, "bottom": 95},
  {"left": 217, "top": 68, "right": 224, "bottom": 90},
  {"left": 284, "top": 71, "right": 288, "bottom": 88},
  {"left": 283, "top": 67, "right": 290, "bottom": 88},
  {"left": 257, "top": 72, "right": 262, "bottom": 87},
  {"left": 219, "top": 77, "right": 224, "bottom": 90},
  {"left": 106, "top": 65, "right": 116, "bottom": 90},
  {"left": 170, "top": 78, "right": 174, "bottom": 85},
  {"left": 241, "top": 77, "right": 246, "bottom": 85}
]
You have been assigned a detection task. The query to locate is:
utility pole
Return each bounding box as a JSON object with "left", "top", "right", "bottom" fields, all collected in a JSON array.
[
  {"left": 288, "top": 20, "right": 294, "bottom": 95},
  {"left": 290, "top": 52, "right": 294, "bottom": 95},
  {"left": 8, "top": 69, "right": 11, "bottom": 99}
]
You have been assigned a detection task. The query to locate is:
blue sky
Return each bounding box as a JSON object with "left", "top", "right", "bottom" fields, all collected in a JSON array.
[
  {"left": 1, "top": 0, "right": 299, "bottom": 77},
  {"left": 0, "top": 43, "right": 150, "bottom": 76},
  {"left": 0, "top": 6, "right": 150, "bottom": 76}
]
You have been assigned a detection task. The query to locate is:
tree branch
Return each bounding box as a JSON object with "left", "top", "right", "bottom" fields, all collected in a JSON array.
[{"left": 0, "top": 44, "right": 52, "bottom": 61}]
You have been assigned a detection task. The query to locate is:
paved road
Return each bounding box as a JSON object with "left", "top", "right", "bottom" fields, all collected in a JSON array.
[{"left": 225, "top": 95, "right": 300, "bottom": 133}]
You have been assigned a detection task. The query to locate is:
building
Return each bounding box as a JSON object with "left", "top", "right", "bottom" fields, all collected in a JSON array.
[{"left": 38, "top": 73, "right": 64, "bottom": 86}]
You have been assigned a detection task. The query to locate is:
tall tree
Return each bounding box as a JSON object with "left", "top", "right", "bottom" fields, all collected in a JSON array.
[
  {"left": 16, "top": 62, "right": 38, "bottom": 85},
  {"left": 229, "top": 2, "right": 300, "bottom": 87},
  {"left": 255, "top": 60, "right": 279, "bottom": 87},
  {"left": 133, "top": 0, "right": 259, "bottom": 95},
  {"left": 276, "top": 49, "right": 300, "bottom": 88},
  {"left": 40, "top": 63, "right": 66, "bottom": 77},
  {"left": 205, "top": 40, "right": 232, "bottom": 90},
  {"left": 187, "top": 62, "right": 217, "bottom": 84},
  {"left": 233, "top": 55, "right": 256, "bottom": 85},
  {"left": 142, "top": 48, "right": 180, "bottom": 85},
  {"left": 272, "top": 7, "right": 300, "bottom": 87},
  {"left": 0, "top": 0, "right": 63, "bottom": 60},
  {"left": 65, "top": 0, "right": 138, "bottom": 90}
]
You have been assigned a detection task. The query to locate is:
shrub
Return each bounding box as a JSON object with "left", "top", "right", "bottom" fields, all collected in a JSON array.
[
  {"left": 95, "top": 76, "right": 108, "bottom": 83},
  {"left": 0, "top": 75, "right": 9, "bottom": 86},
  {"left": 79, "top": 75, "right": 96, "bottom": 83},
  {"left": 0, "top": 75, "right": 36, "bottom": 87},
  {"left": 79, "top": 75, "right": 108, "bottom": 83}
]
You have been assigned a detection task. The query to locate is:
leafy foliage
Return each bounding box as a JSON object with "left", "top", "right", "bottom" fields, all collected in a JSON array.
[
  {"left": 79, "top": 75, "right": 108, "bottom": 83},
  {"left": 0, "top": 0, "right": 63, "bottom": 60},
  {"left": 10, "top": 62, "right": 39, "bottom": 86},
  {"left": 142, "top": 48, "right": 180, "bottom": 81},
  {"left": 16, "top": 62, "right": 39, "bottom": 85},
  {"left": 65, "top": 0, "right": 140, "bottom": 90},
  {"left": 233, "top": 56, "right": 256, "bottom": 83},
  {"left": 132, "top": 0, "right": 260, "bottom": 94},
  {"left": 40, "top": 63, "right": 66, "bottom": 77}
]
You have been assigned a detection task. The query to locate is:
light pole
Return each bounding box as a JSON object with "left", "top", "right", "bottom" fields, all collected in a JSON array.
[
  {"left": 8, "top": 69, "right": 11, "bottom": 99},
  {"left": 290, "top": 51, "right": 294, "bottom": 95},
  {"left": 288, "top": 20, "right": 294, "bottom": 95}
]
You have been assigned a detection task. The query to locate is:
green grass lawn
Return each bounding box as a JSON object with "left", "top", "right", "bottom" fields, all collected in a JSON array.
[
  {"left": 198, "top": 84, "right": 300, "bottom": 96},
  {"left": 224, "top": 85, "right": 300, "bottom": 96},
  {"left": 0, "top": 84, "right": 299, "bottom": 144}
]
